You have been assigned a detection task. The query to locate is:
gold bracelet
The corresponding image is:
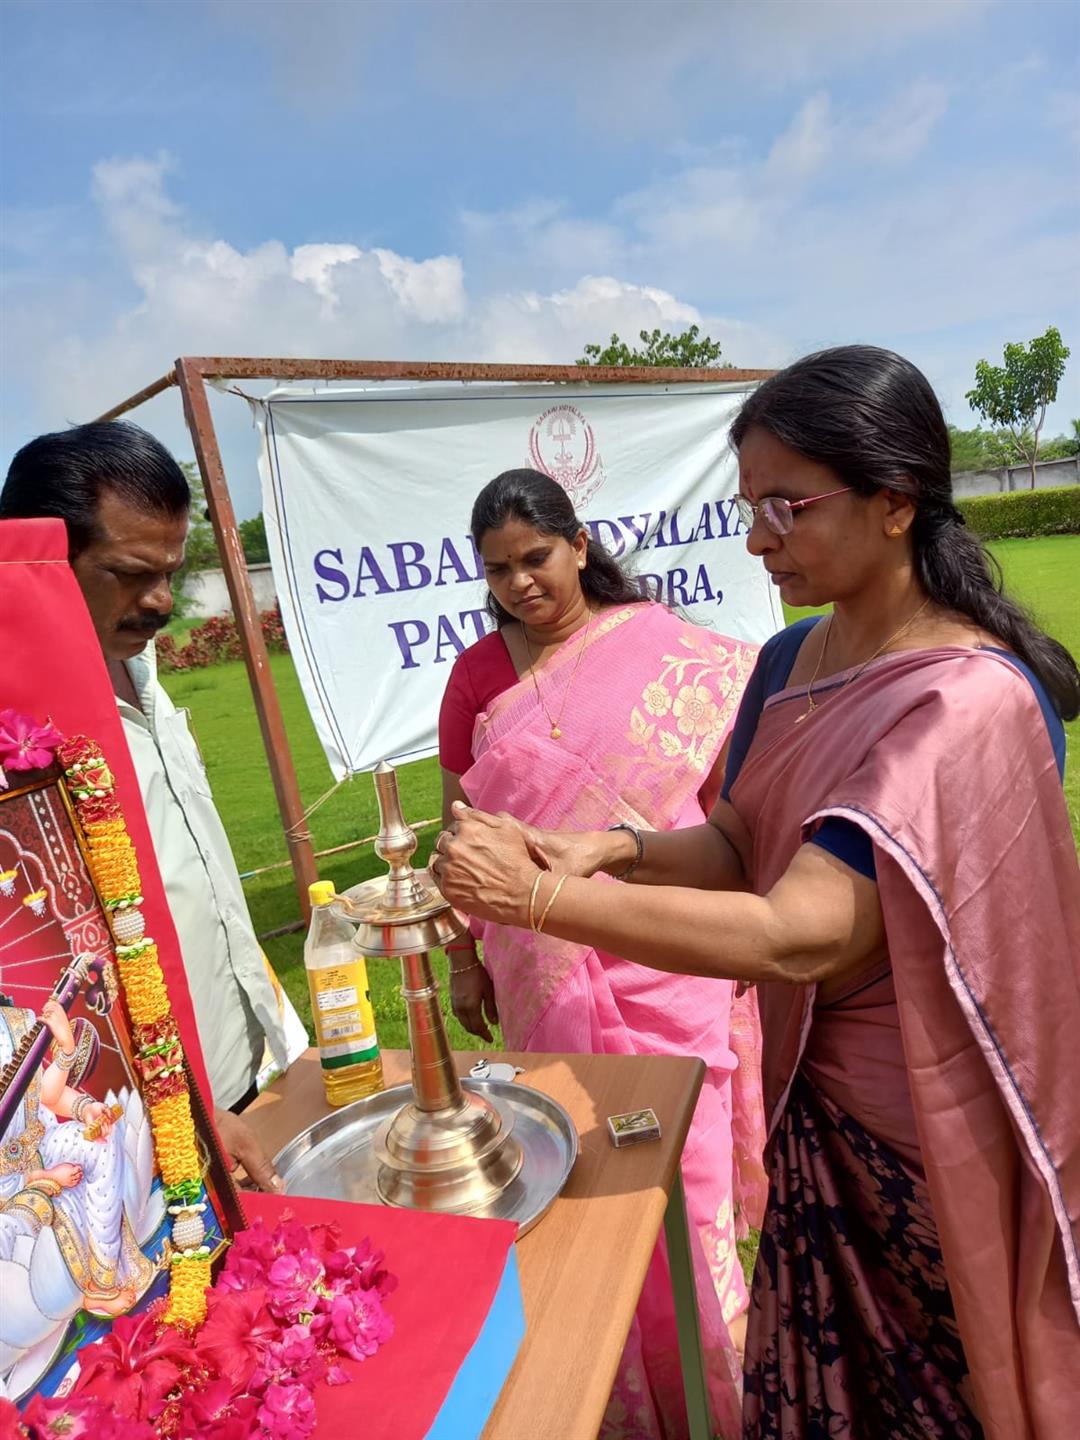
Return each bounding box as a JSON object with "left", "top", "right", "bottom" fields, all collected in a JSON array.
[
  {"left": 449, "top": 960, "right": 484, "bottom": 976},
  {"left": 536, "top": 874, "right": 568, "bottom": 935},
  {"left": 527, "top": 871, "right": 545, "bottom": 933}
]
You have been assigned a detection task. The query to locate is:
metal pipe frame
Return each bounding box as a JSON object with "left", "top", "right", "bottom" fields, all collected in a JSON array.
[{"left": 95, "top": 354, "right": 773, "bottom": 920}]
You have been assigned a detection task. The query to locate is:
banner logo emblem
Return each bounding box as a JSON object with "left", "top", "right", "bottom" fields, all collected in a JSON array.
[{"left": 528, "top": 404, "right": 605, "bottom": 508}]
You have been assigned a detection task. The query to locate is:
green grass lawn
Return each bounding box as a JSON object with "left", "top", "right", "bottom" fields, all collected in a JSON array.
[
  {"left": 782, "top": 535, "right": 1080, "bottom": 840},
  {"left": 162, "top": 535, "right": 1080, "bottom": 1052}
]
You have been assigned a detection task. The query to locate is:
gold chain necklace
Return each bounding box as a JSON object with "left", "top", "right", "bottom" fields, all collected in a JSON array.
[
  {"left": 522, "top": 609, "right": 593, "bottom": 739},
  {"left": 797, "top": 598, "right": 932, "bottom": 723}
]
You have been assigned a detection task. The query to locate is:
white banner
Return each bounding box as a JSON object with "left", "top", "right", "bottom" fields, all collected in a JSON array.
[{"left": 255, "top": 381, "right": 782, "bottom": 778}]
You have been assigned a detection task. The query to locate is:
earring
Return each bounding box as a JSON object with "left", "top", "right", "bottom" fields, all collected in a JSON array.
[
  {"left": 888, "top": 525, "right": 904, "bottom": 536},
  {"left": 578, "top": 561, "right": 585, "bottom": 569}
]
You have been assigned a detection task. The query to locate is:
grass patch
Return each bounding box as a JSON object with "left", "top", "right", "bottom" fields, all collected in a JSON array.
[
  {"left": 162, "top": 615, "right": 204, "bottom": 644},
  {"left": 161, "top": 536, "right": 1080, "bottom": 1049},
  {"left": 780, "top": 535, "right": 1079, "bottom": 841},
  {"left": 163, "top": 655, "right": 467, "bottom": 1051}
]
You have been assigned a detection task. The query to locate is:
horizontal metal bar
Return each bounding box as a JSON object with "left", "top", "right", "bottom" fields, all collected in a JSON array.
[
  {"left": 180, "top": 356, "right": 774, "bottom": 386},
  {"left": 94, "top": 370, "right": 179, "bottom": 422}
]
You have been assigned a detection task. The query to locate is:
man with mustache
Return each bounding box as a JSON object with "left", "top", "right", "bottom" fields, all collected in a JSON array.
[{"left": 0, "top": 422, "right": 288, "bottom": 1189}]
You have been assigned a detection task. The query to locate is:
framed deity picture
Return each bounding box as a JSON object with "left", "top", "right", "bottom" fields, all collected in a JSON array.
[{"left": 0, "top": 766, "right": 242, "bottom": 1407}]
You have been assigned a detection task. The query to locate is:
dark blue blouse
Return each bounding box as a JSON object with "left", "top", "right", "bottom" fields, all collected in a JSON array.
[{"left": 721, "top": 617, "right": 1066, "bottom": 880}]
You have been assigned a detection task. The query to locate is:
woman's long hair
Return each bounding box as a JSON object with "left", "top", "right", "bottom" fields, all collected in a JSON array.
[
  {"left": 729, "top": 345, "right": 1080, "bottom": 719},
  {"left": 470, "top": 468, "right": 647, "bottom": 627}
]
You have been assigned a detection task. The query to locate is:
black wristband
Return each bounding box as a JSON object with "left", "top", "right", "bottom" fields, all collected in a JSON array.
[{"left": 607, "top": 823, "right": 644, "bottom": 881}]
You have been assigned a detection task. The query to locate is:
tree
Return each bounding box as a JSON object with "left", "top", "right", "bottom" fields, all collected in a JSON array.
[
  {"left": 965, "top": 326, "right": 1071, "bottom": 488},
  {"left": 577, "top": 324, "right": 727, "bottom": 369},
  {"left": 168, "top": 463, "right": 217, "bottom": 612},
  {"left": 1038, "top": 424, "right": 1080, "bottom": 461},
  {"left": 239, "top": 513, "right": 270, "bottom": 565},
  {"left": 948, "top": 425, "right": 994, "bottom": 473}
]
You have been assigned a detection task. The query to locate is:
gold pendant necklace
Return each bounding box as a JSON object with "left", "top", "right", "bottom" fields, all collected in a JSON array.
[
  {"left": 796, "top": 598, "right": 932, "bottom": 723},
  {"left": 523, "top": 609, "right": 593, "bottom": 739}
]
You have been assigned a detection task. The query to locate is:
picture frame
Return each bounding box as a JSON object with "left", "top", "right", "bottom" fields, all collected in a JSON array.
[{"left": 0, "top": 767, "right": 242, "bottom": 1405}]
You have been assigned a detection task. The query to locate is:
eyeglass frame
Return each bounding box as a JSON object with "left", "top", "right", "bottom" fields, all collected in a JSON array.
[{"left": 734, "top": 485, "right": 854, "bottom": 536}]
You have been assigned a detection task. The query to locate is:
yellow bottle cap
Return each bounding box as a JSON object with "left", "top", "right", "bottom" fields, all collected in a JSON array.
[{"left": 308, "top": 880, "right": 336, "bottom": 906}]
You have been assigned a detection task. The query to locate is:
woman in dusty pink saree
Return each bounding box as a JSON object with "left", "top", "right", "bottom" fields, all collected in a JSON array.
[
  {"left": 438, "top": 469, "right": 769, "bottom": 1440},
  {"left": 433, "top": 349, "right": 1080, "bottom": 1439}
]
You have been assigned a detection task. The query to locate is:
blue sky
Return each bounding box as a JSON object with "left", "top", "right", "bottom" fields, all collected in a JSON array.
[{"left": 2, "top": 0, "right": 1078, "bottom": 517}]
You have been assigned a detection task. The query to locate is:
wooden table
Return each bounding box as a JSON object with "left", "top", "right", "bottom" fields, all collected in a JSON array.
[{"left": 245, "top": 1048, "right": 711, "bottom": 1440}]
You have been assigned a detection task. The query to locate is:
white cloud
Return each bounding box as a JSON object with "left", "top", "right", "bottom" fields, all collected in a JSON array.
[
  {"left": 4, "top": 154, "right": 784, "bottom": 512},
  {"left": 5, "top": 57, "right": 1077, "bottom": 513},
  {"left": 289, "top": 244, "right": 363, "bottom": 305},
  {"left": 371, "top": 250, "right": 467, "bottom": 324},
  {"left": 767, "top": 93, "right": 833, "bottom": 182},
  {"left": 856, "top": 80, "right": 950, "bottom": 166}
]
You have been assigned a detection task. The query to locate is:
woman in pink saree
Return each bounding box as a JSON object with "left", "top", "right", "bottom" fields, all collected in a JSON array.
[
  {"left": 433, "top": 349, "right": 1080, "bottom": 1439},
  {"left": 438, "top": 469, "right": 769, "bottom": 1439}
]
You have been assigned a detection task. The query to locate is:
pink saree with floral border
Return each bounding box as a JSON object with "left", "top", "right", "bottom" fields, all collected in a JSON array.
[
  {"left": 730, "top": 645, "right": 1080, "bottom": 1439},
  {"left": 461, "top": 603, "right": 768, "bottom": 1440}
]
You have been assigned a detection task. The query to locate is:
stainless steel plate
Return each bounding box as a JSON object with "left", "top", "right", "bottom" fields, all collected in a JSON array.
[{"left": 273, "top": 1080, "right": 578, "bottom": 1238}]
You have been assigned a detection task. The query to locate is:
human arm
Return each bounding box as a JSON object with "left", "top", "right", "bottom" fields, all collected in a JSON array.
[
  {"left": 697, "top": 735, "right": 731, "bottom": 818},
  {"left": 450, "top": 797, "right": 751, "bottom": 893},
  {"left": 432, "top": 806, "right": 884, "bottom": 990},
  {"left": 440, "top": 768, "right": 499, "bottom": 1044},
  {"left": 214, "top": 1106, "right": 284, "bottom": 1192}
]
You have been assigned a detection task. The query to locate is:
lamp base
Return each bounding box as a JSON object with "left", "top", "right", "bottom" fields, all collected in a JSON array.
[{"left": 374, "top": 1086, "right": 524, "bottom": 1213}]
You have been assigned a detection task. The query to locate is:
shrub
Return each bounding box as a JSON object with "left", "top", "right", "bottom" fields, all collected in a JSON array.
[
  {"left": 157, "top": 605, "right": 289, "bottom": 672},
  {"left": 957, "top": 486, "right": 1080, "bottom": 540}
]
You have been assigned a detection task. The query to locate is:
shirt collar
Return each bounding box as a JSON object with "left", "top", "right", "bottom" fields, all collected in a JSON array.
[{"left": 117, "top": 642, "right": 157, "bottom": 722}]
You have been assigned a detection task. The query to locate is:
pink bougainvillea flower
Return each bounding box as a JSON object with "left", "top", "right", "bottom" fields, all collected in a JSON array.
[
  {"left": 324, "top": 1238, "right": 397, "bottom": 1298},
  {"left": 195, "top": 1288, "right": 277, "bottom": 1389},
  {"left": 276, "top": 1217, "right": 326, "bottom": 1259},
  {"left": 256, "top": 1383, "right": 317, "bottom": 1440},
  {"left": 72, "top": 1311, "right": 196, "bottom": 1421},
  {"left": 0, "top": 712, "right": 63, "bottom": 772},
  {"left": 218, "top": 1219, "right": 278, "bottom": 1291},
  {"left": 252, "top": 1323, "right": 326, "bottom": 1393},
  {"left": 328, "top": 1289, "right": 394, "bottom": 1362},
  {"left": 266, "top": 1251, "right": 325, "bottom": 1324}
]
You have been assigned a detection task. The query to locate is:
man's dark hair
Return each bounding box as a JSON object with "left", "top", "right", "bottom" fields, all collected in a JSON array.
[{"left": 0, "top": 421, "right": 191, "bottom": 559}]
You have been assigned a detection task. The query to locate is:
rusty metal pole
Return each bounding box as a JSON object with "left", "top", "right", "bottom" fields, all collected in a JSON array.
[
  {"left": 94, "top": 371, "right": 178, "bottom": 423},
  {"left": 174, "top": 358, "right": 318, "bottom": 920}
]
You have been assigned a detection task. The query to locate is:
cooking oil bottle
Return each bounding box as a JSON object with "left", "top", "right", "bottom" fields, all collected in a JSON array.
[{"left": 304, "top": 880, "right": 383, "bottom": 1106}]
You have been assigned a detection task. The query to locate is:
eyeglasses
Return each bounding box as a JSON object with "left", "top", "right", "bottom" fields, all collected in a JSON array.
[{"left": 734, "top": 486, "right": 853, "bottom": 536}]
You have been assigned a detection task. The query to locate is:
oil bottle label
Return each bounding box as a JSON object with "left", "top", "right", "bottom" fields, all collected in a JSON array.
[{"left": 308, "top": 961, "right": 379, "bottom": 1069}]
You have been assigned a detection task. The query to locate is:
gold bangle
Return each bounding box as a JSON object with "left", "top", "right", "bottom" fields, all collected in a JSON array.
[
  {"left": 449, "top": 960, "right": 484, "bottom": 976},
  {"left": 536, "top": 874, "right": 568, "bottom": 935},
  {"left": 527, "top": 871, "right": 545, "bottom": 933}
]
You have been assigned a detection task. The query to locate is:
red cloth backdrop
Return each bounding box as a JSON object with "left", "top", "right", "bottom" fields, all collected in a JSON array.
[
  {"left": 0, "top": 518, "right": 214, "bottom": 1106},
  {"left": 246, "top": 1195, "right": 518, "bottom": 1439}
]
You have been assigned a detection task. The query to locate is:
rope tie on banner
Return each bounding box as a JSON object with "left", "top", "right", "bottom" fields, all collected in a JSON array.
[
  {"left": 217, "top": 383, "right": 264, "bottom": 404},
  {"left": 240, "top": 816, "right": 442, "bottom": 884},
  {"left": 284, "top": 774, "right": 353, "bottom": 847}
]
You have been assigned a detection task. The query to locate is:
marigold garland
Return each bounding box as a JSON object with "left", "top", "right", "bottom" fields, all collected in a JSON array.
[
  {"left": 57, "top": 734, "right": 210, "bottom": 1326},
  {"left": 163, "top": 1250, "right": 213, "bottom": 1328},
  {"left": 115, "top": 944, "right": 170, "bottom": 1025}
]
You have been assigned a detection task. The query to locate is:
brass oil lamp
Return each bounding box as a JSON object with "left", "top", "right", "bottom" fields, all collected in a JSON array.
[{"left": 334, "top": 762, "right": 524, "bottom": 1214}]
